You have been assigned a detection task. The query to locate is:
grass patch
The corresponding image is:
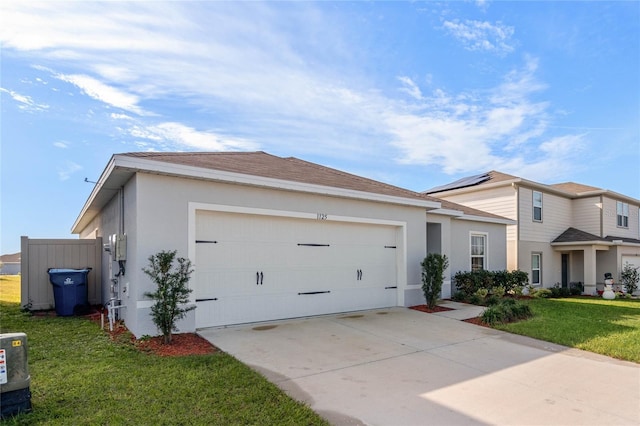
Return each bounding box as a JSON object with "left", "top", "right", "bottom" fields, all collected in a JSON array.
[
  {"left": 0, "top": 301, "right": 328, "bottom": 425},
  {"left": 0, "top": 275, "right": 21, "bottom": 303},
  {"left": 494, "top": 297, "right": 640, "bottom": 363}
]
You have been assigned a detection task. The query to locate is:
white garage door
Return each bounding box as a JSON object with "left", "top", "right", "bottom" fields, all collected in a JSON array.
[{"left": 194, "top": 210, "right": 399, "bottom": 328}]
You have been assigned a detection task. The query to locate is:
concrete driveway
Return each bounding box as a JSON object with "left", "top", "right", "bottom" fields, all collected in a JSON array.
[{"left": 199, "top": 307, "right": 640, "bottom": 426}]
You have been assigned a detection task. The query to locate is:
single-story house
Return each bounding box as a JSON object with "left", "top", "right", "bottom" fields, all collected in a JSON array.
[
  {"left": 72, "top": 152, "right": 512, "bottom": 337},
  {"left": 0, "top": 253, "right": 21, "bottom": 275}
]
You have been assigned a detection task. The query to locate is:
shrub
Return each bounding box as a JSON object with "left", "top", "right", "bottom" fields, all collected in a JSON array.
[
  {"left": 569, "top": 282, "right": 584, "bottom": 296},
  {"left": 481, "top": 299, "right": 532, "bottom": 325},
  {"left": 485, "top": 295, "right": 500, "bottom": 306},
  {"left": 454, "top": 269, "right": 529, "bottom": 298},
  {"left": 452, "top": 291, "right": 467, "bottom": 302},
  {"left": 468, "top": 293, "right": 482, "bottom": 306},
  {"left": 421, "top": 253, "right": 449, "bottom": 309},
  {"left": 549, "top": 283, "right": 571, "bottom": 298},
  {"left": 143, "top": 250, "right": 195, "bottom": 344},
  {"left": 475, "top": 288, "right": 489, "bottom": 299},
  {"left": 492, "top": 285, "right": 506, "bottom": 298},
  {"left": 621, "top": 264, "right": 639, "bottom": 295},
  {"left": 530, "top": 288, "right": 552, "bottom": 298}
]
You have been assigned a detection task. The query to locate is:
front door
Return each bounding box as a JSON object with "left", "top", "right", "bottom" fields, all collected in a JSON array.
[{"left": 561, "top": 254, "right": 569, "bottom": 288}]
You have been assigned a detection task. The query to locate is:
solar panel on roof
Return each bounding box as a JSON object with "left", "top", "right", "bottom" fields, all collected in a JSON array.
[{"left": 424, "top": 172, "right": 490, "bottom": 194}]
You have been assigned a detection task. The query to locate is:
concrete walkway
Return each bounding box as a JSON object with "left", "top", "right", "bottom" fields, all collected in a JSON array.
[{"left": 199, "top": 307, "right": 640, "bottom": 426}]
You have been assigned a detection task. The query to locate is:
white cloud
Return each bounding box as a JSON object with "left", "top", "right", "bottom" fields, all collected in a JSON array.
[
  {"left": 129, "top": 122, "right": 259, "bottom": 151},
  {"left": 53, "top": 141, "right": 69, "bottom": 149},
  {"left": 398, "top": 76, "right": 423, "bottom": 100},
  {"left": 442, "top": 19, "right": 514, "bottom": 54},
  {"left": 386, "top": 61, "right": 584, "bottom": 176},
  {"left": 54, "top": 73, "right": 148, "bottom": 116},
  {"left": 110, "top": 113, "right": 133, "bottom": 120},
  {"left": 1, "top": 2, "right": 585, "bottom": 180},
  {"left": 0, "top": 87, "right": 49, "bottom": 112},
  {"left": 57, "top": 160, "right": 82, "bottom": 181}
]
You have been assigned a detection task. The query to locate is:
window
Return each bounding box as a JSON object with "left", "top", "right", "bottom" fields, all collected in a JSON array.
[
  {"left": 617, "top": 201, "right": 629, "bottom": 228},
  {"left": 533, "top": 191, "right": 543, "bottom": 222},
  {"left": 531, "top": 253, "right": 541, "bottom": 285},
  {"left": 470, "top": 233, "right": 487, "bottom": 271}
]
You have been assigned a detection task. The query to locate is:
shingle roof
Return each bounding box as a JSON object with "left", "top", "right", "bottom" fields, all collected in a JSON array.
[
  {"left": 553, "top": 227, "right": 608, "bottom": 243},
  {"left": 604, "top": 235, "right": 640, "bottom": 244},
  {"left": 550, "top": 182, "right": 602, "bottom": 193},
  {"left": 122, "top": 151, "right": 435, "bottom": 202},
  {"left": 425, "top": 170, "right": 518, "bottom": 194}
]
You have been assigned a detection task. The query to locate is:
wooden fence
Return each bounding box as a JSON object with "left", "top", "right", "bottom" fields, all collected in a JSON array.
[{"left": 20, "top": 236, "right": 103, "bottom": 310}]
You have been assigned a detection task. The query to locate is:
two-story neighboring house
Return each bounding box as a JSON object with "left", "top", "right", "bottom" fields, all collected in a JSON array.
[{"left": 425, "top": 171, "right": 640, "bottom": 295}]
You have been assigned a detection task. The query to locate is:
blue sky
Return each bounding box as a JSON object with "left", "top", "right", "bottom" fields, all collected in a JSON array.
[{"left": 1, "top": 1, "right": 639, "bottom": 255}]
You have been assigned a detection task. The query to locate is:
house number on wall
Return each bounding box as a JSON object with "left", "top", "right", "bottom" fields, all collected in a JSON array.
[{"left": 317, "top": 213, "right": 328, "bottom": 220}]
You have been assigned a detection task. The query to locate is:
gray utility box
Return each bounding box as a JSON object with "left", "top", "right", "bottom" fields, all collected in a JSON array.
[{"left": 0, "top": 333, "right": 32, "bottom": 418}]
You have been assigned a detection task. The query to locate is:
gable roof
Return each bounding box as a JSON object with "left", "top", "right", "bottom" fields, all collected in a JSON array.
[
  {"left": 123, "top": 152, "right": 432, "bottom": 202},
  {"left": 425, "top": 170, "right": 640, "bottom": 204},
  {"left": 72, "top": 151, "right": 442, "bottom": 233},
  {"left": 552, "top": 227, "right": 608, "bottom": 243},
  {"left": 550, "top": 182, "right": 601, "bottom": 194},
  {"left": 552, "top": 227, "right": 640, "bottom": 247}
]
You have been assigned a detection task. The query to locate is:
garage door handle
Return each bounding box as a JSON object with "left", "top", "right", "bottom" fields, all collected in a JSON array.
[
  {"left": 357, "top": 269, "right": 363, "bottom": 280},
  {"left": 256, "top": 271, "right": 264, "bottom": 285}
]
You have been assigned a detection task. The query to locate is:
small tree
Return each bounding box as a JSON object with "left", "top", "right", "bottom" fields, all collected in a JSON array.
[
  {"left": 421, "top": 253, "right": 449, "bottom": 309},
  {"left": 143, "top": 250, "right": 195, "bottom": 344},
  {"left": 620, "top": 264, "right": 639, "bottom": 296}
]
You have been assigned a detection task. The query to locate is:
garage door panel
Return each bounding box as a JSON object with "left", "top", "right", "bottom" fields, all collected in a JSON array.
[{"left": 195, "top": 210, "right": 400, "bottom": 328}]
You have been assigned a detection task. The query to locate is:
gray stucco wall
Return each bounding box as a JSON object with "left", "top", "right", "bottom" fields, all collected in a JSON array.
[{"left": 84, "top": 172, "right": 429, "bottom": 337}]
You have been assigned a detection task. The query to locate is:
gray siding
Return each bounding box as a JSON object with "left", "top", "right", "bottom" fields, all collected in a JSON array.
[
  {"left": 519, "top": 187, "right": 572, "bottom": 242},
  {"left": 572, "top": 196, "right": 602, "bottom": 236}
]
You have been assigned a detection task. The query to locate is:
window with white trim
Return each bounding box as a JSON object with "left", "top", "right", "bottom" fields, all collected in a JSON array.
[
  {"left": 533, "top": 191, "right": 543, "bottom": 222},
  {"left": 531, "top": 253, "right": 541, "bottom": 285},
  {"left": 470, "top": 233, "right": 487, "bottom": 271},
  {"left": 617, "top": 201, "right": 629, "bottom": 228}
]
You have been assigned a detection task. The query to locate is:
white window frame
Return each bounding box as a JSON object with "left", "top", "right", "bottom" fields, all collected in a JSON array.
[
  {"left": 470, "top": 232, "right": 488, "bottom": 271},
  {"left": 531, "top": 253, "right": 541, "bottom": 286},
  {"left": 533, "top": 191, "right": 543, "bottom": 222},
  {"left": 617, "top": 201, "right": 629, "bottom": 228}
]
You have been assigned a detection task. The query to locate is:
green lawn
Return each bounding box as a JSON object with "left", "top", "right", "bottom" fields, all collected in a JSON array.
[
  {"left": 494, "top": 297, "right": 640, "bottom": 363},
  {"left": 0, "top": 275, "right": 21, "bottom": 303},
  {"left": 0, "top": 290, "right": 328, "bottom": 424}
]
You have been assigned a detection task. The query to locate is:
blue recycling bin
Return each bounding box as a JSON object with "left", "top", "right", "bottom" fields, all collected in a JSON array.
[{"left": 47, "top": 268, "right": 91, "bottom": 316}]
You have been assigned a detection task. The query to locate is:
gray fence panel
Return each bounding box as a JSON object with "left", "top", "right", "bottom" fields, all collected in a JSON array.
[{"left": 20, "top": 236, "right": 103, "bottom": 310}]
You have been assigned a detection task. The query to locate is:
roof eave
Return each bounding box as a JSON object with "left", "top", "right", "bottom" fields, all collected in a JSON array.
[
  {"left": 72, "top": 155, "right": 439, "bottom": 233},
  {"left": 550, "top": 241, "right": 612, "bottom": 247},
  {"left": 453, "top": 215, "right": 517, "bottom": 225}
]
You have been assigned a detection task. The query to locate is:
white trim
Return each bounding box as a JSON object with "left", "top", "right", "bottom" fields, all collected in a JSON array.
[
  {"left": 469, "top": 231, "right": 489, "bottom": 271},
  {"left": 428, "top": 208, "right": 516, "bottom": 225},
  {"left": 531, "top": 252, "right": 542, "bottom": 286},
  {"left": 453, "top": 215, "right": 516, "bottom": 225},
  {"left": 533, "top": 190, "right": 543, "bottom": 222}
]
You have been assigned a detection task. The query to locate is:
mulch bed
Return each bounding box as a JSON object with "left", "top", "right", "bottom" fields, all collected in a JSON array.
[
  {"left": 409, "top": 304, "right": 455, "bottom": 313},
  {"left": 135, "top": 333, "right": 217, "bottom": 357},
  {"left": 104, "top": 319, "right": 218, "bottom": 357},
  {"left": 410, "top": 304, "right": 491, "bottom": 328},
  {"left": 32, "top": 306, "right": 217, "bottom": 357}
]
